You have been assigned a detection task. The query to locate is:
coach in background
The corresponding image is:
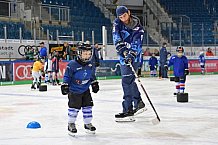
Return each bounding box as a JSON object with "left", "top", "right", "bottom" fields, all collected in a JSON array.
[
  {"left": 39, "top": 42, "right": 47, "bottom": 60},
  {"left": 160, "top": 42, "right": 171, "bottom": 79}
]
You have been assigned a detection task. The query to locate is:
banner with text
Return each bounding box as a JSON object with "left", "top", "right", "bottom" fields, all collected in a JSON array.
[{"left": 0, "top": 62, "right": 13, "bottom": 82}]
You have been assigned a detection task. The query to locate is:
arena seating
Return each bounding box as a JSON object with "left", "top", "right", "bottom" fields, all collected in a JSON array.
[
  {"left": 0, "top": 21, "right": 31, "bottom": 39},
  {"left": 41, "top": 0, "right": 112, "bottom": 43},
  {"left": 159, "top": 0, "right": 216, "bottom": 45}
]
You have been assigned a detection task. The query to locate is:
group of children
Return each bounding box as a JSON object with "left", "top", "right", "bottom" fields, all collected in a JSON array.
[
  {"left": 31, "top": 41, "right": 208, "bottom": 135},
  {"left": 31, "top": 50, "right": 61, "bottom": 89}
]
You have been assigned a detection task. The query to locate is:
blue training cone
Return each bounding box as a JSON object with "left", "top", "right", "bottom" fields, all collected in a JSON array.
[{"left": 26, "top": 121, "right": 41, "bottom": 129}]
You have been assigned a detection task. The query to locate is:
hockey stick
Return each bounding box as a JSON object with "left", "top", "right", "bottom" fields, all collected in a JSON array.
[{"left": 129, "top": 63, "right": 161, "bottom": 125}]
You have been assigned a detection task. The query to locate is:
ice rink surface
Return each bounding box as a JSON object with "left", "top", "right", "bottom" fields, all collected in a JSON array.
[{"left": 0, "top": 75, "right": 218, "bottom": 145}]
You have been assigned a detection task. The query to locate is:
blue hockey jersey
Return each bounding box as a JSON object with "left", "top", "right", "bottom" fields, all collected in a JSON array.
[
  {"left": 112, "top": 15, "right": 144, "bottom": 65},
  {"left": 168, "top": 55, "right": 188, "bottom": 77},
  {"left": 199, "top": 54, "right": 205, "bottom": 65},
  {"left": 149, "top": 56, "right": 158, "bottom": 70},
  {"left": 63, "top": 60, "right": 94, "bottom": 94}
]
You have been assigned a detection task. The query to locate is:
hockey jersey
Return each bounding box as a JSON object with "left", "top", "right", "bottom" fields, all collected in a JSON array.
[
  {"left": 63, "top": 59, "right": 94, "bottom": 94},
  {"left": 44, "top": 59, "right": 52, "bottom": 72},
  {"left": 199, "top": 54, "right": 205, "bottom": 66},
  {"left": 168, "top": 55, "right": 188, "bottom": 77},
  {"left": 112, "top": 15, "right": 144, "bottom": 65},
  {"left": 32, "top": 61, "right": 43, "bottom": 72},
  {"left": 149, "top": 56, "right": 158, "bottom": 70}
]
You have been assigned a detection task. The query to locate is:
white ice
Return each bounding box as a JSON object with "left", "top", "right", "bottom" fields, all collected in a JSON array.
[{"left": 0, "top": 75, "right": 218, "bottom": 145}]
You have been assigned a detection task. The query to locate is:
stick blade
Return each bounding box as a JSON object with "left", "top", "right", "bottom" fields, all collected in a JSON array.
[{"left": 151, "top": 118, "right": 160, "bottom": 125}]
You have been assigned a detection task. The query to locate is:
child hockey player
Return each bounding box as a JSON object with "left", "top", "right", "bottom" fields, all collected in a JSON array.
[
  {"left": 148, "top": 53, "right": 158, "bottom": 77},
  {"left": 199, "top": 51, "right": 205, "bottom": 75},
  {"left": 51, "top": 51, "right": 61, "bottom": 85},
  {"left": 31, "top": 58, "right": 44, "bottom": 89},
  {"left": 167, "top": 46, "right": 189, "bottom": 95},
  {"left": 61, "top": 43, "right": 99, "bottom": 136},
  {"left": 44, "top": 54, "right": 52, "bottom": 83}
]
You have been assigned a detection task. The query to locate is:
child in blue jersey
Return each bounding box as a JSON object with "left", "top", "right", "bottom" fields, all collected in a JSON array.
[
  {"left": 112, "top": 6, "right": 146, "bottom": 122},
  {"left": 61, "top": 43, "right": 99, "bottom": 135},
  {"left": 199, "top": 51, "right": 205, "bottom": 75},
  {"left": 167, "top": 46, "right": 189, "bottom": 95},
  {"left": 149, "top": 53, "right": 158, "bottom": 77}
]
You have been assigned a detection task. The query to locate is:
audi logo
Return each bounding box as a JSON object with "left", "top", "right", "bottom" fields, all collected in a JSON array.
[
  {"left": 15, "top": 65, "right": 32, "bottom": 80},
  {"left": 18, "top": 45, "right": 39, "bottom": 56}
]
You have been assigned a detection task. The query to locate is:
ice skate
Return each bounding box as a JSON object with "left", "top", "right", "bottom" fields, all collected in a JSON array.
[
  {"left": 133, "top": 100, "right": 147, "bottom": 116},
  {"left": 56, "top": 79, "right": 61, "bottom": 85},
  {"left": 84, "top": 123, "right": 96, "bottom": 134},
  {"left": 31, "top": 84, "right": 36, "bottom": 90},
  {"left": 37, "top": 82, "right": 40, "bottom": 89},
  {"left": 115, "top": 111, "right": 135, "bottom": 122},
  {"left": 68, "top": 123, "right": 77, "bottom": 136}
]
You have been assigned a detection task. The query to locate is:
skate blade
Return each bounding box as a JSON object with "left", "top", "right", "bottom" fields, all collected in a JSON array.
[
  {"left": 68, "top": 131, "right": 77, "bottom": 137},
  {"left": 85, "top": 129, "right": 95, "bottom": 134},
  {"left": 134, "top": 107, "right": 147, "bottom": 116},
  {"left": 115, "top": 116, "right": 135, "bottom": 122}
]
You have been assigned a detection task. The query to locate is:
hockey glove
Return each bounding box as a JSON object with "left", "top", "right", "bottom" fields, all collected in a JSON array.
[
  {"left": 184, "top": 69, "right": 189, "bottom": 75},
  {"left": 61, "top": 83, "right": 69, "bottom": 95},
  {"left": 115, "top": 42, "right": 128, "bottom": 58},
  {"left": 124, "top": 50, "right": 137, "bottom": 65},
  {"left": 91, "top": 81, "right": 99, "bottom": 93},
  {"left": 164, "top": 65, "right": 168, "bottom": 71}
]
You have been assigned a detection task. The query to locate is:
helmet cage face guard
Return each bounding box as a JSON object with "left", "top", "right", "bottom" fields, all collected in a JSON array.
[
  {"left": 176, "top": 46, "right": 184, "bottom": 57},
  {"left": 77, "top": 46, "right": 93, "bottom": 63},
  {"left": 176, "top": 46, "right": 184, "bottom": 53}
]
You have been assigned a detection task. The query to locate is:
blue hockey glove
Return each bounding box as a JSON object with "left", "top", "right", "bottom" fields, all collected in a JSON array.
[
  {"left": 91, "top": 81, "right": 99, "bottom": 93},
  {"left": 115, "top": 41, "right": 128, "bottom": 58},
  {"left": 184, "top": 69, "right": 189, "bottom": 75},
  {"left": 124, "top": 50, "right": 137, "bottom": 64},
  {"left": 61, "top": 83, "right": 69, "bottom": 95}
]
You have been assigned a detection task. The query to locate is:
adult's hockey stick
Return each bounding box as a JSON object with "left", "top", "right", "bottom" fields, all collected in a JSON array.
[{"left": 129, "top": 63, "right": 161, "bottom": 125}]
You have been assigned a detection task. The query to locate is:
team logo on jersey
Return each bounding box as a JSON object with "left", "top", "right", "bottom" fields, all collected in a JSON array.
[
  {"left": 83, "top": 71, "right": 87, "bottom": 78},
  {"left": 88, "top": 64, "right": 92, "bottom": 67}
]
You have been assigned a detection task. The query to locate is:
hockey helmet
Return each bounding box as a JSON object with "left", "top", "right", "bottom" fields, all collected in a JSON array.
[
  {"left": 176, "top": 46, "right": 184, "bottom": 53},
  {"left": 77, "top": 43, "right": 93, "bottom": 63},
  {"left": 200, "top": 51, "right": 204, "bottom": 55}
]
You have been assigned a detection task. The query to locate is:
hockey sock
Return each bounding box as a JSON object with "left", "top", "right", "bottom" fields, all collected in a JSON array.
[
  {"left": 68, "top": 108, "right": 79, "bottom": 123},
  {"left": 45, "top": 74, "right": 48, "bottom": 82},
  {"left": 179, "top": 83, "right": 185, "bottom": 93},
  {"left": 82, "top": 106, "right": 93, "bottom": 124},
  {"left": 176, "top": 82, "right": 180, "bottom": 93}
]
